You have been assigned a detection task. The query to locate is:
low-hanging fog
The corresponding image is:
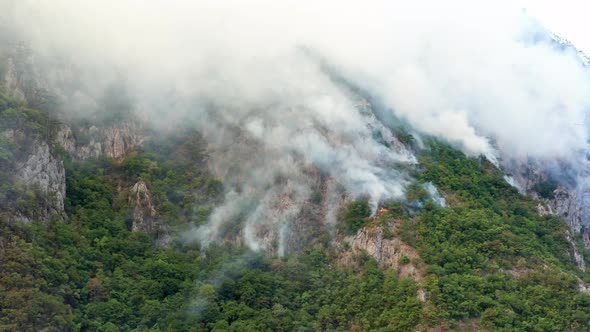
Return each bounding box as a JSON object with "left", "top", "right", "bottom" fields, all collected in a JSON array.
[{"left": 3, "top": 0, "right": 590, "bottom": 252}]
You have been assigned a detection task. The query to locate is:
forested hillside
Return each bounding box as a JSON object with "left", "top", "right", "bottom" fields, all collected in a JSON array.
[{"left": 1, "top": 87, "right": 590, "bottom": 331}]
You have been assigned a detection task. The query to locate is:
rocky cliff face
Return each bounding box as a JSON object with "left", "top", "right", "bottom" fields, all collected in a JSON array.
[
  {"left": 1, "top": 126, "right": 67, "bottom": 222},
  {"left": 129, "top": 181, "right": 170, "bottom": 242},
  {"left": 335, "top": 221, "right": 422, "bottom": 282},
  {"left": 1, "top": 103, "right": 67, "bottom": 222},
  {"left": 504, "top": 158, "right": 590, "bottom": 270},
  {"left": 1, "top": 121, "right": 145, "bottom": 223},
  {"left": 0, "top": 116, "right": 144, "bottom": 224},
  {"left": 0, "top": 46, "right": 150, "bottom": 231},
  {"left": 130, "top": 181, "right": 157, "bottom": 233},
  {"left": 334, "top": 220, "right": 426, "bottom": 303},
  {"left": 2, "top": 43, "right": 51, "bottom": 107},
  {"left": 545, "top": 187, "right": 590, "bottom": 251},
  {"left": 16, "top": 141, "right": 67, "bottom": 221},
  {"left": 56, "top": 122, "right": 145, "bottom": 161},
  {"left": 3, "top": 57, "right": 25, "bottom": 101},
  {"left": 504, "top": 157, "right": 590, "bottom": 235},
  {"left": 505, "top": 158, "right": 589, "bottom": 237},
  {"left": 2, "top": 41, "right": 145, "bottom": 161}
]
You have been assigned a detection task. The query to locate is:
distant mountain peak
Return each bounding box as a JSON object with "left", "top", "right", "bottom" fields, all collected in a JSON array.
[{"left": 549, "top": 32, "right": 590, "bottom": 66}]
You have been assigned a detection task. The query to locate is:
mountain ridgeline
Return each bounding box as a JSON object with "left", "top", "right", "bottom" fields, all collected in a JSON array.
[{"left": 2, "top": 42, "right": 590, "bottom": 331}]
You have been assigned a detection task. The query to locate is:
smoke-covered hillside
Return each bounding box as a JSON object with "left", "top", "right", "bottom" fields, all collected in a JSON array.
[
  {"left": 3, "top": 1, "right": 590, "bottom": 331},
  {"left": 4, "top": 0, "right": 590, "bottom": 252}
]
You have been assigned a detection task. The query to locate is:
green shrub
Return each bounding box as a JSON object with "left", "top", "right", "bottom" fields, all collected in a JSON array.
[
  {"left": 338, "top": 198, "right": 371, "bottom": 235},
  {"left": 399, "top": 255, "right": 411, "bottom": 265},
  {"left": 534, "top": 179, "right": 558, "bottom": 199}
]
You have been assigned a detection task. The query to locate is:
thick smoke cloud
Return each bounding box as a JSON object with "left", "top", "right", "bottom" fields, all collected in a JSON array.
[{"left": 3, "top": 0, "right": 590, "bottom": 252}]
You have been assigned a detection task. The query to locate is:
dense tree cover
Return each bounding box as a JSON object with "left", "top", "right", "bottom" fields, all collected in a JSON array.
[
  {"left": 64, "top": 128, "right": 223, "bottom": 234},
  {"left": 0, "top": 203, "right": 420, "bottom": 331},
  {"left": 337, "top": 198, "right": 371, "bottom": 235},
  {"left": 401, "top": 141, "right": 590, "bottom": 330},
  {"left": 1, "top": 129, "right": 422, "bottom": 331},
  {"left": 0, "top": 91, "right": 59, "bottom": 148},
  {"left": 2, "top": 96, "right": 590, "bottom": 331},
  {"left": 534, "top": 179, "right": 558, "bottom": 199}
]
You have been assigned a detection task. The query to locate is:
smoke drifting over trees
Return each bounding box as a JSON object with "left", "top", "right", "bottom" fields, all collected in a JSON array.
[{"left": 3, "top": 0, "right": 590, "bottom": 251}]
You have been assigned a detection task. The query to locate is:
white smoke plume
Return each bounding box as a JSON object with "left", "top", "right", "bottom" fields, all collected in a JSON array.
[{"left": 3, "top": 0, "right": 590, "bottom": 252}]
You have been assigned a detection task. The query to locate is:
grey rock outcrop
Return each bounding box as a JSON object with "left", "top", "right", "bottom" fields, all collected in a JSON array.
[
  {"left": 504, "top": 158, "right": 590, "bottom": 238},
  {"left": 566, "top": 231, "right": 586, "bottom": 272},
  {"left": 56, "top": 122, "right": 145, "bottom": 161},
  {"left": 129, "top": 180, "right": 170, "bottom": 243},
  {"left": 2, "top": 43, "right": 51, "bottom": 106},
  {"left": 334, "top": 221, "right": 426, "bottom": 302},
  {"left": 4, "top": 57, "right": 25, "bottom": 100},
  {"left": 503, "top": 158, "right": 590, "bottom": 270},
  {"left": 102, "top": 123, "right": 144, "bottom": 159},
  {"left": 130, "top": 181, "right": 157, "bottom": 233},
  {"left": 14, "top": 141, "right": 66, "bottom": 221},
  {"left": 336, "top": 222, "right": 422, "bottom": 282},
  {"left": 506, "top": 160, "right": 588, "bottom": 235},
  {"left": 549, "top": 188, "right": 585, "bottom": 234},
  {"left": 55, "top": 125, "right": 76, "bottom": 155}
]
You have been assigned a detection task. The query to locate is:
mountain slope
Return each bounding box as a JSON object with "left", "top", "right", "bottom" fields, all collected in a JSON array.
[
  {"left": 1, "top": 92, "right": 590, "bottom": 330},
  {"left": 3, "top": 14, "right": 590, "bottom": 330}
]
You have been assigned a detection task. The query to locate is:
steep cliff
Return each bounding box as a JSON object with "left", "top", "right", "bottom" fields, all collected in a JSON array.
[
  {"left": 336, "top": 220, "right": 423, "bottom": 282},
  {"left": 56, "top": 122, "right": 145, "bottom": 161},
  {"left": 504, "top": 158, "right": 590, "bottom": 237},
  {"left": 503, "top": 158, "right": 590, "bottom": 270},
  {"left": 0, "top": 95, "right": 67, "bottom": 222},
  {"left": 14, "top": 141, "right": 66, "bottom": 221},
  {"left": 1, "top": 43, "right": 53, "bottom": 109},
  {"left": 128, "top": 180, "right": 169, "bottom": 242}
]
